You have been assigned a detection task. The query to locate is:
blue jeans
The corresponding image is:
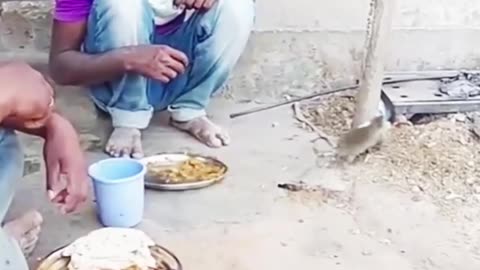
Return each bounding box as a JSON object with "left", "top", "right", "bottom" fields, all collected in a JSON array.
[
  {"left": 85, "top": 0, "right": 255, "bottom": 129},
  {"left": 0, "top": 129, "right": 28, "bottom": 269}
]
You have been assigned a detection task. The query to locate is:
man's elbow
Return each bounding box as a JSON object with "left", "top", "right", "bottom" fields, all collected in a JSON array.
[{"left": 49, "top": 59, "right": 75, "bottom": 85}]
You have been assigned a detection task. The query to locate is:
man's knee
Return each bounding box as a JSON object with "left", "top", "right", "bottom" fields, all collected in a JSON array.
[
  {"left": 91, "top": 0, "right": 151, "bottom": 25},
  {"left": 218, "top": 0, "right": 255, "bottom": 27},
  {"left": 86, "top": 0, "right": 153, "bottom": 50},
  {"left": 201, "top": 0, "right": 255, "bottom": 41},
  {"left": 220, "top": 0, "right": 255, "bottom": 35}
]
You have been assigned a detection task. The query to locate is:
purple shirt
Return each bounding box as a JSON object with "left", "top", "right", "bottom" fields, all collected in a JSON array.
[{"left": 54, "top": 0, "right": 185, "bottom": 34}]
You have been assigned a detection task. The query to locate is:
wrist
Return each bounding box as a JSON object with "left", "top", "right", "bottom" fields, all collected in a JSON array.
[
  {"left": 44, "top": 113, "right": 68, "bottom": 137},
  {"left": 117, "top": 47, "right": 138, "bottom": 72}
]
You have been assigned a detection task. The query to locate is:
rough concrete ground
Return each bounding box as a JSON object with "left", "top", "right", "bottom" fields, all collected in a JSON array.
[{"left": 4, "top": 82, "right": 480, "bottom": 270}]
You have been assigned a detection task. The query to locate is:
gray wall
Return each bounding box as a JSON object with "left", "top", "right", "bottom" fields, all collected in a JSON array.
[
  {"left": 240, "top": 0, "right": 480, "bottom": 98},
  {"left": 255, "top": 0, "right": 480, "bottom": 31},
  {"left": 253, "top": 0, "right": 480, "bottom": 71}
]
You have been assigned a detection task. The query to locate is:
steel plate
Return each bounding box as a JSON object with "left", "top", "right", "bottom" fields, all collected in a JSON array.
[
  {"left": 140, "top": 153, "right": 228, "bottom": 191},
  {"left": 37, "top": 244, "right": 182, "bottom": 270},
  {"left": 382, "top": 70, "right": 480, "bottom": 115}
]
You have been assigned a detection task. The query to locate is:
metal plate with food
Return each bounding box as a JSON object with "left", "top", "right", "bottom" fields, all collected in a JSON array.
[
  {"left": 37, "top": 228, "right": 182, "bottom": 270},
  {"left": 141, "top": 153, "right": 228, "bottom": 191}
]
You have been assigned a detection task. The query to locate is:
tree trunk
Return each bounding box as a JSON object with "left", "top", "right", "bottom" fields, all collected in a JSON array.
[{"left": 352, "top": 0, "right": 395, "bottom": 127}]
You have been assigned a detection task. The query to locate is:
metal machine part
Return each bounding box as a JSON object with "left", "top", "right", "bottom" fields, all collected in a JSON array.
[
  {"left": 382, "top": 71, "right": 480, "bottom": 115},
  {"left": 439, "top": 72, "right": 480, "bottom": 99}
]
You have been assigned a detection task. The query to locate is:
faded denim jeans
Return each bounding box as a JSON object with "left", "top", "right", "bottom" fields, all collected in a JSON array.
[
  {"left": 0, "top": 129, "right": 28, "bottom": 270},
  {"left": 84, "top": 0, "right": 255, "bottom": 129}
]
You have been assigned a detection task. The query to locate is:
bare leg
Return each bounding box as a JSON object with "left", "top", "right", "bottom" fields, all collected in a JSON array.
[
  {"left": 151, "top": 0, "right": 254, "bottom": 148},
  {"left": 86, "top": 0, "right": 154, "bottom": 158}
]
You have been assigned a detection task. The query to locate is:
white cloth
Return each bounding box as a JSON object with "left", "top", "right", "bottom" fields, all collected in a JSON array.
[{"left": 148, "top": 0, "right": 184, "bottom": 25}]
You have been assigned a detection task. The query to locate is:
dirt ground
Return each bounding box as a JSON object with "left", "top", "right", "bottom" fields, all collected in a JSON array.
[
  {"left": 303, "top": 93, "right": 480, "bottom": 214},
  {"left": 4, "top": 86, "right": 480, "bottom": 270}
]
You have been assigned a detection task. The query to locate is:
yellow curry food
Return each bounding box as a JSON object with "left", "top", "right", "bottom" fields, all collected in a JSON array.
[{"left": 146, "top": 157, "right": 226, "bottom": 184}]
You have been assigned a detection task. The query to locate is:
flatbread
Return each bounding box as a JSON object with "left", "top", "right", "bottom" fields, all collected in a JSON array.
[{"left": 62, "top": 228, "right": 157, "bottom": 270}]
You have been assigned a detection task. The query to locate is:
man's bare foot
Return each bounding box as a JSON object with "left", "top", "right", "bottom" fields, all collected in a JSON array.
[
  {"left": 171, "top": 116, "right": 230, "bottom": 148},
  {"left": 3, "top": 210, "right": 43, "bottom": 256},
  {"left": 105, "top": 127, "right": 144, "bottom": 158}
]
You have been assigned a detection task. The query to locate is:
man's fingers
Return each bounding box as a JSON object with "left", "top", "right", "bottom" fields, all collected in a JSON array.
[
  {"left": 165, "top": 59, "right": 186, "bottom": 74},
  {"left": 50, "top": 170, "right": 88, "bottom": 214},
  {"left": 203, "top": 0, "right": 215, "bottom": 9},
  {"left": 4, "top": 113, "right": 51, "bottom": 130},
  {"left": 23, "top": 110, "right": 53, "bottom": 129},
  {"left": 46, "top": 161, "right": 61, "bottom": 194},
  {"left": 62, "top": 192, "right": 86, "bottom": 214},
  {"left": 176, "top": 3, "right": 186, "bottom": 9},
  {"left": 194, "top": 0, "right": 206, "bottom": 9},
  {"left": 33, "top": 106, "right": 54, "bottom": 126},
  {"left": 156, "top": 75, "right": 172, "bottom": 83},
  {"left": 51, "top": 189, "right": 68, "bottom": 204},
  {"left": 62, "top": 196, "right": 79, "bottom": 214},
  {"left": 165, "top": 47, "right": 189, "bottom": 67},
  {"left": 183, "top": 0, "right": 196, "bottom": 8},
  {"left": 175, "top": 0, "right": 214, "bottom": 9},
  {"left": 23, "top": 119, "right": 49, "bottom": 129},
  {"left": 62, "top": 168, "right": 88, "bottom": 214},
  {"left": 162, "top": 65, "right": 179, "bottom": 79}
]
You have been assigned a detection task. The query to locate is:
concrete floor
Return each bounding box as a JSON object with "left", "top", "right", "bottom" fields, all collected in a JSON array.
[
  {"left": 1, "top": 2, "right": 480, "bottom": 269},
  {"left": 4, "top": 85, "right": 480, "bottom": 270}
]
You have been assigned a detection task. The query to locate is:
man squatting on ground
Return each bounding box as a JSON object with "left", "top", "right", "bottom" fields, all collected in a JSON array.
[
  {"left": 49, "top": 0, "right": 255, "bottom": 158},
  {"left": 0, "top": 62, "right": 88, "bottom": 269}
]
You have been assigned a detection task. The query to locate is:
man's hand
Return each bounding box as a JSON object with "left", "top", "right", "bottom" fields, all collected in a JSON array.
[
  {"left": 174, "top": 0, "right": 216, "bottom": 10},
  {"left": 0, "top": 62, "right": 54, "bottom": 128},
  {"left": 124, "top": 45, "right": 189, "bottom": 83},
  {"left": 43, "top": 114, "right": 88, "bottom": 214}
]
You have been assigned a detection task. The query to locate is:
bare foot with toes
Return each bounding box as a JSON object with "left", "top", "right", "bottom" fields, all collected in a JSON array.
[
  {"left": 105, "top": 127, "right": 144, "bottom": 158},
  {"left": 171, "top": 116, "right": 230, "bottom": 148},
  {"left": 4, "top": 210, "right": 43, "bottom": 256}
]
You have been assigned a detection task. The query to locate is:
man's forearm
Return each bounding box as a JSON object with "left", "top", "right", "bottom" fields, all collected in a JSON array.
[{"left": 49, "top": 48, "right": 132, "bottom": 86}]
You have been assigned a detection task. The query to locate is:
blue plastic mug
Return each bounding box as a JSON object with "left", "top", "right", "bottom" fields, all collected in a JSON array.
[{"left": 88, "top": 158, "right": 146, "bottom": 228}]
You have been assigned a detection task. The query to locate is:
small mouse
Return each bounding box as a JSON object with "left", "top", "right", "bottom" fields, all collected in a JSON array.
[{"left": 336, "top": 115, "right": 391, "bottom": 163}]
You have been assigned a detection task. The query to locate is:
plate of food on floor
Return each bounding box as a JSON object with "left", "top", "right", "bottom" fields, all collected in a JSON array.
[
  {"left": 37, "top": 228, "right": 182, "bottom": 270},
  {"left": 140, "top": 152, "right": 228, "bottom": 191}
]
